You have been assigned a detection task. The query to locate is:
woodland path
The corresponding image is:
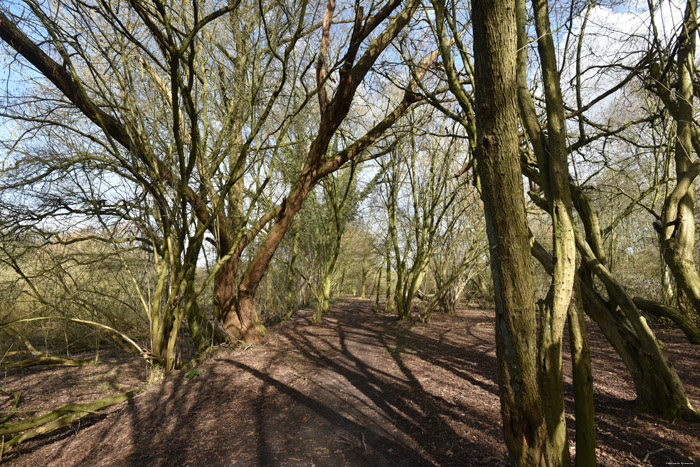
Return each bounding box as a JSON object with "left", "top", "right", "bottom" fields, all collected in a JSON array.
[{"left": 2, "top": 297, "right": 699, "bottom": 466}]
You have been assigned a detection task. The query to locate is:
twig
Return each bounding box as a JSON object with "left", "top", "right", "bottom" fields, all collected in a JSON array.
[
  {"left": 336, "top": 434, "right": 356, "bottom": 447},
  {"left": 0, "top": 390, "right": 20, "bottom": 424},
  {"left": 642, "top": 447, "right": 667, "bottom": 463}
]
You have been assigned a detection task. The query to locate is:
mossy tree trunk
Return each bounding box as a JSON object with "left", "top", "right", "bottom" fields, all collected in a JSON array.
[
  {"left": 469, "top": 0, "right": 551, "bottom": 462},
  {"left": 567, "top": 280, "right": 596, "bottom": 466},
  {"left": 514, "top": 0, "right": 578, "bottom": 459},
  {"left": 285, "top": 232, "right": 299, "bottom": 320}
]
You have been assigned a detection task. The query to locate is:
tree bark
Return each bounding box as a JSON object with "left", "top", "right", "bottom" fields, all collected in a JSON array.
[
  {"left": 526, "top": 0, "right": 576, "bottom": 460},
  {"left": 285, "top": 233, "right": 299, "bottom": 320},
  {"left": 471, "top": 0, "right": 549, "bottom": 462},
  {"left": 566, "top": 280, "right": 596, "bottom": 466},
  {"left": 375, "top": 257, "right": 384, "bottom": 312}
]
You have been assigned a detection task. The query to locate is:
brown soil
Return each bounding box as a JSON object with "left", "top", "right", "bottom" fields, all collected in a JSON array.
[{"left": 1, "top": 297, "right": 699, "bottom": 466}]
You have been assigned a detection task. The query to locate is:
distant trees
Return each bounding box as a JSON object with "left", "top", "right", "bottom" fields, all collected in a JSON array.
[
  {"left": 293, "top": 162, "right": 364, "bottom": 324},
  {"left": 376, "top": 113, "right": 475, "bottom": 321},
  {"left": 0, "top": 227, "right": 152, "bottom": 356}
]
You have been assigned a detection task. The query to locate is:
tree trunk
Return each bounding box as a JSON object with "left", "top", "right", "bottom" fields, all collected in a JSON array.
[
  {"left": 632, "top": 297, "right": 700, "bottom": 344},
  {"left": 322, "top": 275, "right": 332, "bottom": 312},
  {"left": 225, "top": 291, "right": 267, "bottom": 343},
  {"left": 314, "top": 217, "right": 343, "bottom": 324},
  {"left": 533, "top": 239, "right": 700, "bottom": 421},
  {"left": 149, "top": 247, "right": 184, "bottom": 380},
  {"left": 576, "top": 232, "right": 700, "bottom": 421},
  {"left": 396, "top": 266, "right": 428, "bottom": 321},
  {"left": 471, "top": 0, "right": 549, "bottom": 462},
  {"left": 567, "top": 280, "right": 596, "bottom": 466},
  {"left": 360, "top": 264, "right": 367, "bottom": 298},
  {"left": 313, "top": 273, "right": 333, "bottom": 325},
  {"left": 439, "top": 285, "right": 457, "bottom": 314},
  {"left": 215, "top": 253, "right": 237, "bottom": 331},
  {"left": 375, "top": 258, "right": 384, "bottom": 313},
  {"left": 215, "top": 256, "right": 266, "bottom": 343},
  {"left": 517, "top": 0, "right": 577, "bottom": 458},
  {"left": 385, "top": 238, "right": 394, "bottom": 314},
  {"left": 184, "top": 232, "right": 216, "bottom": 353},
  {"left": 656, "top": 0, "right": 700, "bottom": 320},
  {"left": 661, "top": 263, "right": 675, "bottom": 304},
  {"left": 285, "top": 233, "right": 299, "bottom": 320}
]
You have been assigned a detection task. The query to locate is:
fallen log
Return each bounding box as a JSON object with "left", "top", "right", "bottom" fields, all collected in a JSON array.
[
  {"left": 1, "top": 356, "right": 93, "bottom": 369},
  {"left": 0, "top": 388, "right": 141, "bottom": 456}
]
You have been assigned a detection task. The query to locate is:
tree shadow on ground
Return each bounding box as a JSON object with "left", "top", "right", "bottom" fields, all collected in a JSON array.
[{"left": 6, "top": 298, "right": 700, "bottom": 466}]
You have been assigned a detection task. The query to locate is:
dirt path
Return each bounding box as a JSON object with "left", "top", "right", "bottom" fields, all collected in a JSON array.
[{"left": 2, "top": 298, "right": 699, "bottom": 465}]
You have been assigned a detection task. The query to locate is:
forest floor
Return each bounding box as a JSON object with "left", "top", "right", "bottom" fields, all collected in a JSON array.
[{"left": 1, "top": 297, "right": 699, "bottom": 466}]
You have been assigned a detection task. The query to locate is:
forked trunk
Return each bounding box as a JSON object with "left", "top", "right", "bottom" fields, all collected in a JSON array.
[
  {"left": 231, "top": 291, "right": 267, "bottom": 343},
  {"left": 215, "top": 258, "right": 267, "bottom": 343}
]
